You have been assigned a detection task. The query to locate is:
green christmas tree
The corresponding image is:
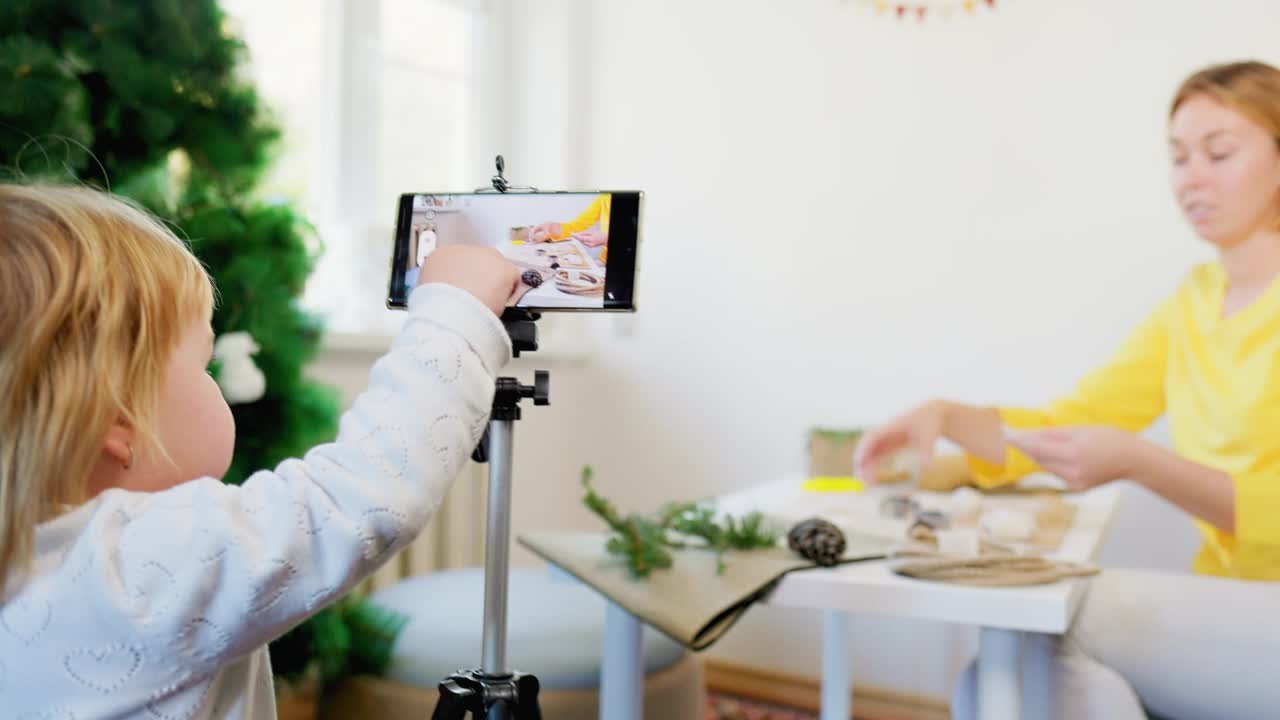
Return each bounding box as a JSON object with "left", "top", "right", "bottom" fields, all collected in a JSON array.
[{"left": 0, "top": 0, "right": 404, "bottom": 691}]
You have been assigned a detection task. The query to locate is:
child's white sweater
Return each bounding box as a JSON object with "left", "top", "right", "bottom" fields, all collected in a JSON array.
[{"left": 1, "top": 284, "right": 512, "bottom": 719}]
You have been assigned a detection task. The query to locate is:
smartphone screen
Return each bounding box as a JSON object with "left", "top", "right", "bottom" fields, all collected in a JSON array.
[{"left": 387, "top": 191, "right": 641, "bottom": 312}]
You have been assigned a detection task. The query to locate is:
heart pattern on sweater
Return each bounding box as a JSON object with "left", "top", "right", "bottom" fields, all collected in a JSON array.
[
  {"left": 356, "top": 425, "right": 410, "bottom": 483},
  {"left": 358, "top": 508, "right": 407, "bottom": 562},
  {"left": 64, "top": 644, "right": 143, "bottom": 693},
  {"left": 2, "top": 597, "right": 52, "bottom": 646},
  {"left": 176, "top": 617, "right": 231, "bottom": 665},
  {"left": 430, "top": 413, "right": 467, "bottom": 478},
  {"left": 412, "top": 338, "right": 463, "bottom": 383},
  {"left": 306, "top": 585, "right": 337, "bottom": 612},
  {"left": 146, "top": 675, "right": 215, "bottom": 720},
  {"left": 248, "top": 558, "right": 297, "bottom": 614},
  {"left": 293, "top": 496, "right": 335, "bottom": 537},
  {"left": 125, "top": 561, "right": 178, "bottom": 624}
]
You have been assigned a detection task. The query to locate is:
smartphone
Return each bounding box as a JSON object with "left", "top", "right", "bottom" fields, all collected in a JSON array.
[{"left": 387, "top": 191, "right": 642, "bottom": 312}]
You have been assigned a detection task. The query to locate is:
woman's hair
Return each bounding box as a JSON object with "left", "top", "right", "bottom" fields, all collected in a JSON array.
[
  {"left": 1172, "top": 60, "right": 1280, "bottom": 151},
  {"left": 0, "top": 183, "right": 214, "bottom": 583}
]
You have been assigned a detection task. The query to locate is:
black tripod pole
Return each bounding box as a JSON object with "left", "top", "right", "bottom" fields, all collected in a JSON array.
[{"left": 433, "top": 312, "right": 547, "bottom": 720}]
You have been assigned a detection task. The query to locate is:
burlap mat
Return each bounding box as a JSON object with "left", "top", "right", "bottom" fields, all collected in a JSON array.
[{"left": 518, "top": 531, "right": 894, "bottom": 651}]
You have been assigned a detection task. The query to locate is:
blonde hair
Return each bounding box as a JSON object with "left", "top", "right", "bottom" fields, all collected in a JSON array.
[
  {"left": 0, "top": 183, "right": 214, "bottom": 583},
  {"left": 1171, "top": 60, "right": 1280, "bottom": 228}
]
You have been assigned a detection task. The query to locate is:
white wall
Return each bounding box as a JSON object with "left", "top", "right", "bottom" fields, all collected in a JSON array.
[{"left": 310, "top": 0, "right": 1280, "bottom": 702}]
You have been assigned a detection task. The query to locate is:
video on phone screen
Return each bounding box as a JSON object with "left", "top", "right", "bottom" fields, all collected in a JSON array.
[{"left": 403, "top": 193, "right": 612, "bottom": 309}]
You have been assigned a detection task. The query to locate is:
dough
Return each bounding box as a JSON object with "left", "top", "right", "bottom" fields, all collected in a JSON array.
[
  {"left": 980, "top": 508, "right": 1037, "bottom": 542},
  {"left": 951, "top": 486, "right": 983, "bottom": 519}
]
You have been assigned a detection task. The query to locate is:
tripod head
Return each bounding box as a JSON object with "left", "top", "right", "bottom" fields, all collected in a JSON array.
[
  {"left": 484, "top": 154, "right": 537, "bottom": 195},
  {"left": 500, "top": 307, "right": 541, "bottom": 358},
  {"left": 470, "top": 310, "right": 549, "bottom": 461}
]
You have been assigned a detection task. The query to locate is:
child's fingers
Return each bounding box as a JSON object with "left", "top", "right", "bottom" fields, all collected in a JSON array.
[{"left": 507, "top": 284, "right": 532, "bottom": 306}]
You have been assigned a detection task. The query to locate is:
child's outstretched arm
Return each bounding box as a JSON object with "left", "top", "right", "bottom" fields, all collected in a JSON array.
[{"left": 68, "top": 280, "right": 512, "bottom": 679}]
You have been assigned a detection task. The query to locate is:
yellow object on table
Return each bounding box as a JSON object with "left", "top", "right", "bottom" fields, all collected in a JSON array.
[{"left": 802, "top": 476, "right": 865, "bottom": 493}]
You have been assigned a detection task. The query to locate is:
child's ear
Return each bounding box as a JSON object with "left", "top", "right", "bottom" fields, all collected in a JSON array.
[{"left": 102, "top": 421, "right": 134, "bottom": 468}]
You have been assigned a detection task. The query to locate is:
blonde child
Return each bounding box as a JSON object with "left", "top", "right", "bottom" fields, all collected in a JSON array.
[{"left": 0, "top": 184, "right": 520, "bottom": 718}]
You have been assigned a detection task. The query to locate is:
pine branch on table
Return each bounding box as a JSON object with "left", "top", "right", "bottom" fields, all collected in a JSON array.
[{"left": 581, "top": 466, "right": 780, "bottom": 578}]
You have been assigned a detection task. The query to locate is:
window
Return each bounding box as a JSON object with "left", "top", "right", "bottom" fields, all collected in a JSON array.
[{"left": 219, "top": 0, "right": 490, "bottom": 336}]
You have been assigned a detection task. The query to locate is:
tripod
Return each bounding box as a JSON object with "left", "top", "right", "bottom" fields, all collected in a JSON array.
[{"left": 432, "top": 310, "right": 548, "bottom": 720}]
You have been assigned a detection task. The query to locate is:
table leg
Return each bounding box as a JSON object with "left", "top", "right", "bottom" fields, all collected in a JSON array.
[
  {"left": 601, "top": 600, "right": 643, "bottom": 720},
  {"left": 977, "top": 627, "right": 1022, "bottom": 720},
  {"left": 820, "top": 610, "right": 851, "bottom": 720}
]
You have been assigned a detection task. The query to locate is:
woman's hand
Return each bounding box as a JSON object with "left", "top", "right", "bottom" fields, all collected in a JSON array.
[
  {"left": 530, "top": 222, "right": 563, "bottom": 242},
  {"left": 1005, "top": 426, "right": 1141, "bottom": 491},
  {"left": 853, "top": 399, "right": 950, "bottom": 483},
  {"left": 572, "top": 228, "right": 608, "bottom": 247}
]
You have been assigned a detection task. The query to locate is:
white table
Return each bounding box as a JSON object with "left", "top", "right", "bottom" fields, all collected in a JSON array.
[{"left": 594, "top": 479, "right": 1122, "bottom": 720}]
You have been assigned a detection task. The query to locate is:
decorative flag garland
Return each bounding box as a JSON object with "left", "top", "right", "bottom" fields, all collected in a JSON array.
[{"left": 848, "top": 0, "right": 1000, "bottom": 21}]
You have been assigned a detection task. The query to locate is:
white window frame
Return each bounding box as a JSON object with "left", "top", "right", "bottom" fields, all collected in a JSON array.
[
  {"left": 269, "top": 0, "right": 502, "bottom": 344},
  {"left": 226, "top": 0, "right": 597, "bottom": 356}
]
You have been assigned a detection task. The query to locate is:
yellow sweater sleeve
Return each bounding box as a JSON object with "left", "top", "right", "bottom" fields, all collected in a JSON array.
[
  {"left": 968, "top": 296, "right": 1174, "bottom": 488},
  {"left": 551, "top": 196, "right": 609, "bottom": 240},
  {"left": 1227, "top": 478, "right": 1280, "bottom": 578}
]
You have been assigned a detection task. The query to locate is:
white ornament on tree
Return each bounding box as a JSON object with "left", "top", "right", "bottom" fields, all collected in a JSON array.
[{"left": 214, "top": 331, "right": 267, "bottom": 404}]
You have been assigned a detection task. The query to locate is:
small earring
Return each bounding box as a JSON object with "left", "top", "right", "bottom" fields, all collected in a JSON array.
[{"left": 124, "top": 444, "right": 134, "bottom": 471}]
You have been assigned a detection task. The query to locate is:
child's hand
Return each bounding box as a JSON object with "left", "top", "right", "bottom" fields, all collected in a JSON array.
[{"left": 419, "top": 246, "right": 521, "bottom": 316}]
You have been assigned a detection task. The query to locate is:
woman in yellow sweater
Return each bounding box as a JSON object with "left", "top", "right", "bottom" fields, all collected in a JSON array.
[
  {"left": 856, "top": 61, "right": 1280, "bottom": 720},
  {"left": 530, "top": 193, "right": 611, "bottom": 264}
]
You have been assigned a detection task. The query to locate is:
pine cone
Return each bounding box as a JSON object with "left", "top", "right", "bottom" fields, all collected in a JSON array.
[{"left": 787, "top": 518, "right": 846, "bottom": 567}]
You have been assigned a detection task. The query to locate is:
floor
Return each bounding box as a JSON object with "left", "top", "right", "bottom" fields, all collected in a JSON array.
[{"left": 706, "top": 691, "right": 818, "bottom": 720}]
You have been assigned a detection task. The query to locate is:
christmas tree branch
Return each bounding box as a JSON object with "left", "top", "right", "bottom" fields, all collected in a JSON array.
[{"left": 581, "top": 466, "right": 779, "bottom": 578}]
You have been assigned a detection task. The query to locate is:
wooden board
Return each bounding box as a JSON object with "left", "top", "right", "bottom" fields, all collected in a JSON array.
[
  {"left": 505, "top": 236, "right": 598, "bottom": 273},
  {"left": 928, "top": 492, "right": 1077, "bottom": 552}
]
